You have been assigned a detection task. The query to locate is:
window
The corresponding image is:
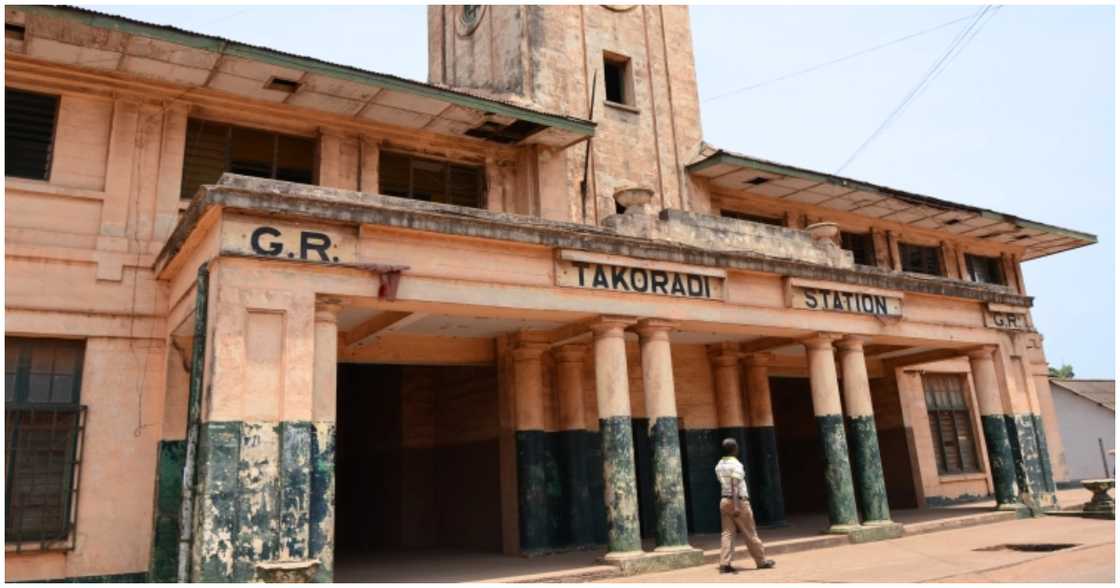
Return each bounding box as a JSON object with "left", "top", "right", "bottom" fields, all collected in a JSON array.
[
  {"left": 180, "top": 119, "right": 315, "bottom": 199},
  {"left": 840, "top": 231, "right": 877, "bottom": 266},
  {"left": 379, "top": 151, "right": 485, "bottom": 208},
  {"left": 5, "top": 338, "right": 87, "bottom": 546},
  {"left": 603, "top": 52, "right": 633, "bottom": 106},
  {"left": 720, "top": 209, "right": 785, "bottom": 227},
  {"left": 898, "top": 242, "right": 942, "bottom": 276},
  {"left": 6, "top": 88, "right": 60, "bottom": 181},
  {"left": 965, "top": 254, "right": 1005, "bottom": 285},
  {"left": 923, "top": 374, "right": 980, "bottom": 475}
]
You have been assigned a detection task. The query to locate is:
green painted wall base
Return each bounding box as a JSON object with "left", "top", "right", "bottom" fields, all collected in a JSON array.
[
  {"left": 679, "top": 428, "right": 722, "bottom": 534},
  {"left": 149, "top": 439, "right": 186, "bottom": 582},
  {"left": 19, "top": 572, "right": 148, "bottom": 583},
  {"left": 746, "top": 426, "right": 786, "bottom": 527},
  {"left": 515, "top": 430, "right": 564, "bottom": 553},
  {"left": 192, "top": 420, "right": 335, "bottom": 582},
  {"left": 1004, "top": 414, "right": 1055, "bottom": 506}
]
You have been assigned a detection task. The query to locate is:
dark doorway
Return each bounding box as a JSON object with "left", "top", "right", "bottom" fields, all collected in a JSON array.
[
  {"left": 869, "top": 377, "right": 919, "bottom": 509},
  {"left": 770, "top": 377, "right": 829, "bottom": 514},
  {"left": 334, "top": 363, "right": 502, "bottom": 556}
]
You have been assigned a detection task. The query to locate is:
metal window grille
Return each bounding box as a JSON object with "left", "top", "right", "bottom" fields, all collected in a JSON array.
[
  {"left": 5, "top": 338, "right": 87, "bottom": 550},
  {"left": 965, "top": 254, "right": 1005, "bottom": 285},
  {"left": 923, "top": 373, "right": 980, "bottom": 475},
  {"left": 5, "top": 87, "right": 60, "bottom": 181},
  {"left": 180, "top": 118, "right": 315, "bottom": 199},
  {"left": 899, "top": 242, "right": 943, "bottom": 276},
  {"left": 840, "top": 231, "right": 877, "bottom": 266},
  {"left": 378, "top": 150, "right": 485, "bottom": 209}
]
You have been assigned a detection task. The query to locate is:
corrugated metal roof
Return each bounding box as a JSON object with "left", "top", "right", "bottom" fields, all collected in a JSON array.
[
  {"left": 29, "top": 5, "right": 594, "bottom": 135},
  {"left": 1051, "top": 379, "right": 1115, "bottom": 411}
]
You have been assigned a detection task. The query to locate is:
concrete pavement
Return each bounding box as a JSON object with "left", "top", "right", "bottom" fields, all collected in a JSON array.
[{"left": 599, "top": 515, "right": 1114, "bottom": 583}]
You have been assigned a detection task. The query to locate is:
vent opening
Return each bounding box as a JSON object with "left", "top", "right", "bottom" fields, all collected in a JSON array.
[
  {"left": 6, "top": 23, "right": 25, "bottom": 41},
  {"left": 745, "top": 176, "right": 770, "bottom": 186},
  {"left": 944, "top": 218, "right": 961, "bottom": 225},
  {"left": 464, "top": 119, "right": 545, "bottom": 144},
  {"left": 264, "top": 77, "right": 302, "bottom": 93}
]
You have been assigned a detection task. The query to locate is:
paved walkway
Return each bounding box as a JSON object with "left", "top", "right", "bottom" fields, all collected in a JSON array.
[
  {"left": 600, "top": 515, "right": 1115, "bottom": 583},
  {"left": 333, "top": 488, "right": 1099, "bottom": 582}
]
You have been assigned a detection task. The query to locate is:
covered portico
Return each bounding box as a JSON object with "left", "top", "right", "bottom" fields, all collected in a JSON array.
[{"left": 152, "top": 174, "right": 1050, "bottom": 581}]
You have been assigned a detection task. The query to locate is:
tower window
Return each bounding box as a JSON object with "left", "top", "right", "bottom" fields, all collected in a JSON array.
[{"left": 603, "top": 52, "right": 633, "bottom": 106}]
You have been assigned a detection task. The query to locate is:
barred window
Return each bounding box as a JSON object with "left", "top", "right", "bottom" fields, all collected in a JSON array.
[
  {"left": 5, "top": 338, "right": 87, "bottom": 547},
  {"left": 840, "top": 231, "right": 877, "bottom": 266},
  {"left": 899, "top": 242, "right": 943, "bottom": 276},
  {"left": 5, "top": 88, "right": 60, "bottom": 181},
  {"left": 180, "top": 118, "right": 316, "bottom": 199},
  {"left": 379, "top": 151, "right": 485, "bottom": 208},
  {"left": 923, "top": 373, "right": 980, "bottom": 475},
  {"left": 965, "top": 253, "right": 1005, "bottom": 285}
]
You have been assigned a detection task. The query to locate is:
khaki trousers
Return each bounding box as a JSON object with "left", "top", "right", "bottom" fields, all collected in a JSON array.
[{"left": 719, "top": 497, "right": 766, "bottom": 567}]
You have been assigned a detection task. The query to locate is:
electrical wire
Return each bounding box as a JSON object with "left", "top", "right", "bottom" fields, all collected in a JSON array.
[
  {"left": 835, "top": 6, "right": 1001, "bottom": 174},
  {"left": 703, "top": 11, "right": 977, "bottom": 104}
]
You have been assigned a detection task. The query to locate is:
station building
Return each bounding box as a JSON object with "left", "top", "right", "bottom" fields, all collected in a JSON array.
[{"left": 4, "top": 5, "right": 1097, "bottom": 582}]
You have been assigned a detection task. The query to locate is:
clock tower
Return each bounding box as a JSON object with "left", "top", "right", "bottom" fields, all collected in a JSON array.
[{"left": 428, "top": 5, "right": 707, "bottom": 223}]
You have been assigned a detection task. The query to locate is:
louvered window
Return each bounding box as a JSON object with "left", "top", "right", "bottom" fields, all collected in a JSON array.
[
  {"left": 899, "top": 242, "right": 942, "bottom": 276},
  {"left": 5, "top": 338, "right": 87, "bottom": 547},
  {"left": 180, "top": 119, "right": 315, "bottom": 200},
  {"left": 965, "top": 254, "right": 1005, "bottom": 285},
  {"left": 923, "top": 373, "right": 980, "bottom": 475},
  {"left": 379, "top": 151, "right": 484, "bottom": 208},
  {"left": 5, "top": 88, "right": 60, "bottom": 181},
  {"left": 840, "top": 231, "right": 877, "bottom": 266}
]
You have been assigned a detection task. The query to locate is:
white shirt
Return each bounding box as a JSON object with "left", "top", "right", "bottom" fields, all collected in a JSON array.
[{"left": 715, "top": 456, "right": 749, "bottom": 499}]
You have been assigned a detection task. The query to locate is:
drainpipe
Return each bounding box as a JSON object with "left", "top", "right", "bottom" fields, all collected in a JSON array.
[{"left": 177, "top": 263, "right": 209, "bottom": 583}]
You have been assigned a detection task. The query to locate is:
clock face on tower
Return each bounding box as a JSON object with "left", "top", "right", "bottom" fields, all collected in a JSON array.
[{"left": 457, "top": 5, "right": 485, "bottom": 37}]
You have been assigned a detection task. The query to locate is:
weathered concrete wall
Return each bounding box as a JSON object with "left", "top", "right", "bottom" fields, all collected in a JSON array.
[{"left": 1051, "top": 386, "right": 1115, "bottom": 481}]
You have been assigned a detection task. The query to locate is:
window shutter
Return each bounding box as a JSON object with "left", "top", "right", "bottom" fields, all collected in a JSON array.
[
  {"left": 181, "top": 120, "right": 229, "bottom": 199},
  {"left": 5, "top": 88, "right": 59, "bottom": 181}
]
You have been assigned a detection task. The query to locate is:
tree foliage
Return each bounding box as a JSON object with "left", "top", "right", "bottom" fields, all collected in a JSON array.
[{"left": 1048, "top": 363, "right": 1075, "bottom": 378}]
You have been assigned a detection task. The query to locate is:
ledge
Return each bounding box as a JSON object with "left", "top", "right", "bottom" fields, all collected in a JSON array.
[
  {"left": 604, "top": 100, "right": 641, "bottom": 115},
  {"left": 155, "top": 175, "right": 1035, "bottom": 310}
]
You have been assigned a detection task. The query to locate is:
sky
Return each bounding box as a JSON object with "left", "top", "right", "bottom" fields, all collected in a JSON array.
[{"left": 90, "top": 4, "right": 1116, "bottom": 378}]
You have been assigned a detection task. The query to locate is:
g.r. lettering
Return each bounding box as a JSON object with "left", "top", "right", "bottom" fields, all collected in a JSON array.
[{"left": 249, "top": 225, "right": 340, "bottom": 262}]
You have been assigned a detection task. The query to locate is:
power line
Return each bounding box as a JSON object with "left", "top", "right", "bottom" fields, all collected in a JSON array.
[
  {"left": 835, "top": 6, "right": 1001, "bottom": 174},
  {"left": 703, "top": 11, "right": 977, "bottom": 104}
]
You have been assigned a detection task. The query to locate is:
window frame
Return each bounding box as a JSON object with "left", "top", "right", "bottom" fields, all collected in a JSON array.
[
  {"left": 5, "top": 338, "right": 87, "bottom": 551},
  {"left": 603, "top": 51, "right": 635, "bottom": 107},
  {"left": 840, "top": 231, "right": 877, "bottom": 267},
  {"left": 5, "top": 87, "right": 61, "bottom": 182},
  {"left": 964, "top": 253, "right": 1006, "bottom": 285},
  {"left": 898, "top": 241, "right": 943, "bottom": 276},
  {"left": 180, "top": 118, "right": 317, "bottom": 200},
  {"left": 377, "top": 150, "right": 487, "bottom": 209},
  {"left": 921, "top": 373, "right": 981, "bottom": 476}
]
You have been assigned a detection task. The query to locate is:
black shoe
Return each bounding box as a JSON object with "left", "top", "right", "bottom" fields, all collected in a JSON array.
[
  {"left": 758, "top": 559, "right": 776, "bottom": 569},
  {"left": 719, "top": 565, "right": 738, "bottom": 574}
]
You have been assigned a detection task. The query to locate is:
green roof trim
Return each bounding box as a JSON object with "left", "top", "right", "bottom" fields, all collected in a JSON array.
[
  {"left": 24, "top": 6, "right": 596, "bottom": 138},
  {"left": 688, "top": 150, "right": 1098, "bottom": 247}
]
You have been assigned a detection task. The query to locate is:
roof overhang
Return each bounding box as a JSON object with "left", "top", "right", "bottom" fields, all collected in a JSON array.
[
  {"left": 10, "top": 5, "right": 595, "bottom": 148},
  {"left": 688, "top": 150, "right": 1097, "bottom": 261}
]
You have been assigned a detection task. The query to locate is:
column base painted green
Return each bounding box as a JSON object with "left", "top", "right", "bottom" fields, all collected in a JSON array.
[
  {"left": 192, "top": 420, "right": 336, "bottom": 583},
  {"left": 559, "top": 429, "right": 598, "bottom": 548},
  {"left": 1004, "top": 414, "right": 1052, "bottom": 505},
  {"left": 815, "top": 414, "right": 860, "bottom": 529},
  {"left": 1031, "top": 414, "right": 1059, "bottom": 503},
  {"left": 746, "top": 426, "right": 786, "bottom": 527},
  {"left": 649, "top": 417, "right": 689, "bottom": 548},
  {"left": 149, "top": 440, "right": 186, "bottom": 582},
  {"left": 599, "top": 416, "right": 642, "bottom": 555},
  {"left": 515, "top": 430, "right": 564, "bottom": 553},
  {"left": 980, "top": 414, "right": 1020, "bottom": 507},
  {"left": 679, "top": 428, "right": 722, "bottom": 534},
  {"left": 846, "top": 415, "right": 891, "bottom": 523}
]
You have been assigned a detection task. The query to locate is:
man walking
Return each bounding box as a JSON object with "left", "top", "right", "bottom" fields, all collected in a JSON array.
[{"left": 715, "top": 437, "right": 775, "bottom": 574}]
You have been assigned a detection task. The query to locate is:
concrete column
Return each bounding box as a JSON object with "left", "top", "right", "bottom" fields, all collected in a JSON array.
[
  {"left": 709, "top": 343, "right": 749, "bottom": 467},
  {"left": 837, "top": 337, "right": 891, "bottom": 524},
  {"left": 554, "top": 344, "right": 596, "bottom": 548},
  {"left": 804, "top": 334, "right": 861, "bottom": 533},
  {"left": 636, "top": 319, "right": 689, "bottom": 550},
  {"left": 968, "top": 347, "right": 1021, "bottom": 509},
  {"left": 743, "top": 353, "right": 786, "bottom": 527},
  {"left": 309, "top": 303, "right": 340, "bottom": 582},
  {"left": 512, "top": 339, "right": 553, "bottom": 552},
  {"left": 591, "top": 317, "right": 642, "bottom": 558}
]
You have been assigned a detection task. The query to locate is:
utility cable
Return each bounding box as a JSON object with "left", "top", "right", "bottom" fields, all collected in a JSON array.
[
  {"left": 704, "top": 11, "right": 977, "bottom": 103},
  {"left": 835, "top": 6, "right": 1000, "bottom": 174}
]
